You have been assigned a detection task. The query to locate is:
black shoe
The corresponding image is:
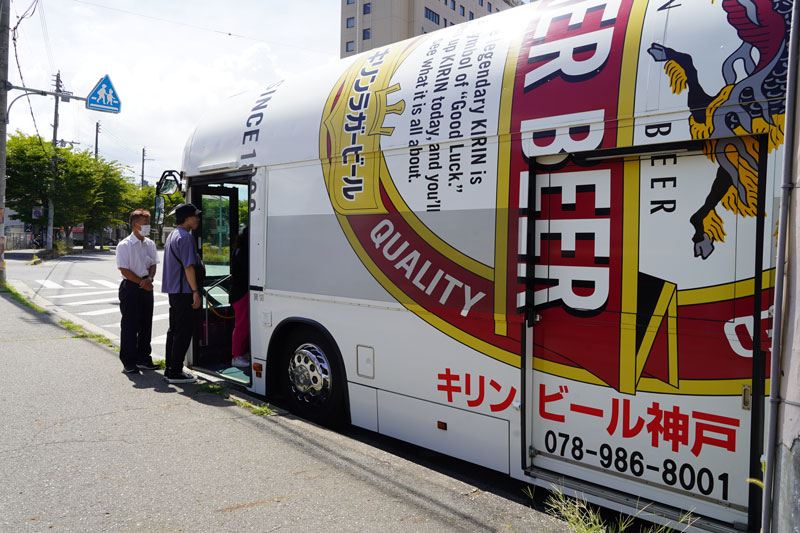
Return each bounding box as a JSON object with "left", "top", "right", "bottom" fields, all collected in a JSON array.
[
  {"left": 165, "top": 372, "right": 196, "bottom": 384},
  {"left": 122, "top": 365, "right": 139, "bottom": 374},
  {"left": 136, "top": 362, "right": 160, "bottom": 371}
]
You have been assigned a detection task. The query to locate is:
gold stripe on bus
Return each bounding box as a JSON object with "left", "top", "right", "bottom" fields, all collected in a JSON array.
[
  {"left": 534, "top": 357, "right": 770, "bottom": 395},
  {"left": 615, "top": 5, "right": 646, "bottom": 393},
  {"left": 619, "top": 159, "right": 640, "bottom": 395},
  {"left": 635, "top": 281, "right": 677, "bottom": 386},
  {"left": 377, "top": 160, "right": 495, "bottom": 281},
  {"left": 616, "top": 0, "right": 648, "bottom": 148},
  {"left": 676, "top": 269, "right": 776, "bottom": 306},
  {"left": 493, "top": 34, "right": 522, "bottom": 336},
  {"left": 494, "top": 133, "right": 511, "bottom": 336},
  {"left": 336, "top": 211, "right": 521, "bottom": 368},
  {"left": 667, "top": 291, "right": 678, "bottom": 387}
]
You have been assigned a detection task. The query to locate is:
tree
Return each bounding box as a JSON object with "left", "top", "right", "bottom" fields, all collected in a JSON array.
[
  {"left": 82, "top": 158, "right": 130, "bottom": 249},
  {"left": 6, "top": 132, "right": 131, "bottom": 248},
  {"left": 5, "top": 132, "right": 53, "bottom": 232}
]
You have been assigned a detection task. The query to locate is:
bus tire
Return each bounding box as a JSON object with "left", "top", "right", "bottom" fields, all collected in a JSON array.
[{"left": 279, "top": 327, "right": 347, "bottom": 428}]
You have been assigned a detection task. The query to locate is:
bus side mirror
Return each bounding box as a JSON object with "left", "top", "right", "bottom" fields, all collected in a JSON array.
[
  {"left": 155, "top": 170, "right": 181, "bottom": 197},
  {"left": 154, "top": 196, "right": 166, "bottom": 225},
  {"left": 160, "top": 177, "right": 179, "bottom": 196}
]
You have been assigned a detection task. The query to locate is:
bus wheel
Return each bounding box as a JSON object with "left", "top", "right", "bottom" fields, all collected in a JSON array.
[{"left": 281, "top": 329, "right": 346, "bottom": 427}]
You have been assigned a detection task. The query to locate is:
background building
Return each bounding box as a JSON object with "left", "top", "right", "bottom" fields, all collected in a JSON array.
[{"left": 340, "top": 0, "right": 522, "bottom": 57}]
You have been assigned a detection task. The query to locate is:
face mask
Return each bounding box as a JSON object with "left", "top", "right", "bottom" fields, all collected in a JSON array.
[{"left": 139, "top": 224, "right": 151, "bottom": 235}]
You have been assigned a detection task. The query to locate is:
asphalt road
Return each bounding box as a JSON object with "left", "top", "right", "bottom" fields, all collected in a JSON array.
[
  {"left": 2, "top": 252, "right": 566, "bottom": 532},
  {"left": 6, "top": 249, "right": 169, "bottom": 355}
]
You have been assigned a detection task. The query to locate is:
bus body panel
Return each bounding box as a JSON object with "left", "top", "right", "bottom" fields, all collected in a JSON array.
[{"left": 181, "top": 0, "right": 791, "bottom": 527}]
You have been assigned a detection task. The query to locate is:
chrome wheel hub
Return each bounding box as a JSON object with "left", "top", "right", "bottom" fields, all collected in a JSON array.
[{"left": 288, "top": 343, "right": 332, "bottom": 404}]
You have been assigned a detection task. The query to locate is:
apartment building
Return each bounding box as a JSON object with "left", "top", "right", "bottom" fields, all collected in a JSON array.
[{"left": 340, "top": 0, "right": 522, "bottom": 57}]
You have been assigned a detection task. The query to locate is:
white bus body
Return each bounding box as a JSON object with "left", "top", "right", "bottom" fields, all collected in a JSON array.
[{"left": 167, "top": 1, "right": 791, "bottom": 530}]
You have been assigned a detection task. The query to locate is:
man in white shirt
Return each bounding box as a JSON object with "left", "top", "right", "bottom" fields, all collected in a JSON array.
[{"left": 115, "top": 209, "right": 160, "bottom": 374}]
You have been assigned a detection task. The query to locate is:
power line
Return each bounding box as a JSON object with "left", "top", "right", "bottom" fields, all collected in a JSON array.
[
  {"left": 10, "top": 0, "right": 49, "bottom": 157},
  {"left": 69, "top": 0, "right": 331, "bottom": 55},
  {"left": 36, "top": 0, "right": 53, "bottom": 73}
]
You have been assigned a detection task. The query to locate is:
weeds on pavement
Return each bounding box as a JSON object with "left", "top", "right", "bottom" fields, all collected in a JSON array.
[
  {"left": 232, "top": 396, "right": 276, "bottom": 417},
  {"left": 198, "top": 383, "right": 276, "bottom": 417},
  {"left": 198, "top": 383, "right": 229, "bottom": 397},
  {"left": 0, "top": 282, "right": 46, "bottom": 313},
  {"left": 59, "top": 319, "right": 119, "bottom": 352},
  {"left": 527, "top": 486, "right": 694, "bottom": 533}
]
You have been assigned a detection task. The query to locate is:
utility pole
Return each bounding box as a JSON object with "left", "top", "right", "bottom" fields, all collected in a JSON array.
[
  {"left": 46, "top": 72, "right": 61, "bottom": 253},
  {"left": 140, "top": 147, "right": 152, "bottom": 187},
  {"left": 94, "top": 121, "right": 100, "bottom": 159},
  {"left": 0, "top": 0, "right": 9, "bottom": 284}
]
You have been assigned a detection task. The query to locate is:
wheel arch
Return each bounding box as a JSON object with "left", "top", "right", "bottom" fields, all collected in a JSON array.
[{"left": 266, "top": 317, "right": 351, "bottom": 422}]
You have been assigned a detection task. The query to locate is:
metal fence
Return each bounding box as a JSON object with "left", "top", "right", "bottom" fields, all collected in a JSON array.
[{"left": 3, "top": 233, "right": 34, "bottom": 250}]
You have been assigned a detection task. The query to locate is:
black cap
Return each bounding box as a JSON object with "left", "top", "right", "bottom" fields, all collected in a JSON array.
[{"left": 169, "top": 202, "right": 202, "bottom": 221}]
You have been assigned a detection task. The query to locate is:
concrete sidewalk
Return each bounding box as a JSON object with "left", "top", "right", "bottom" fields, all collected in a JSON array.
[{"left": 0, "top": 292, "right": 561, "bottom": 532}]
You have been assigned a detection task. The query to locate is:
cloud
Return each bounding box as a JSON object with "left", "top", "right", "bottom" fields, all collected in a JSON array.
[{"left": 8, "top": 0, "right": 339, "bottom": 181}]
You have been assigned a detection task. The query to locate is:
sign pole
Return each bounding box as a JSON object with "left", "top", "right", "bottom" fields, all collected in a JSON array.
[{"left": 0, "top": 0, "right": 9, "bottom": 284}]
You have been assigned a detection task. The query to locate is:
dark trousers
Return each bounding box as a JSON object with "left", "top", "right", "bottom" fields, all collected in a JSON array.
[
  {"left": 165, "top": 293, "right": 194, "bottom": 376},
  {"left": 119, "top": 280, "right": 154, "bottom": 368}
]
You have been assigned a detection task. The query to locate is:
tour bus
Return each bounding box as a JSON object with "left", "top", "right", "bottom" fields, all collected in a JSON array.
[{"left": 153, "top": 1, "right": 793, "bottom": 530}]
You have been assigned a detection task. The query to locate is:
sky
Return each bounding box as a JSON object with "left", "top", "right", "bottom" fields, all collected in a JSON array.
[{"left": 6, "top": 0, "right": 341, "bottom": 185}]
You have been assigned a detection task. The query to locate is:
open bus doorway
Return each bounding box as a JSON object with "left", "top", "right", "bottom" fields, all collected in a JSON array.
[
  {"left": 190, "top": 180, "right": 251, "bottom": 384},
  {"left": 154, "top": 170, "right": 253, "bottom": 386}
]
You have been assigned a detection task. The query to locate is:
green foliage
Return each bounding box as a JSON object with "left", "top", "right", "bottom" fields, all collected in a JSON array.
[
  {"left": 542, "top": 489, "right": 695, "bottom": 533},
  {"left": 0, "top": 282, "right": 47, "bottom": 313},
  {"left": 5, "top": 132, "right": 164, "bottom": 246}
]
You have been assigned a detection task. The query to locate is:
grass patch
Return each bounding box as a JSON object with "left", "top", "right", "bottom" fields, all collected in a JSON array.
[
  {"left": 198, "top": 383, "right": 229, "bottom": 398},
  {"left": 0, "top": 281, "right": 47, "bottom": 313},
  {"left": 59, "top": 319, "right": 118, "bottom": 351},
  {"left": 232, "top": 396, "right": 276, "bottom": 417},
  {"left": 541, "top": 489, "right": 695, "bottom": 533},
  {"left": 197, "top": 384, "right": 275, "bottom": 416}
]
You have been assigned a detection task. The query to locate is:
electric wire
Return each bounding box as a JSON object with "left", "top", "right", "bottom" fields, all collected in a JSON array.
[
  {"left": 37, "top": 0, "right": 54, "bottom": 74},
  {"left": 10, "top": 0, "right": 49, "bottom": 158},
  {"left": 69, "top": 0, "right": 330, "bottom": 55}
]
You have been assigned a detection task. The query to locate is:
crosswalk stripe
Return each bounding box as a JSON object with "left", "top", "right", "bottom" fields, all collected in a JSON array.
[
  {"left": 64, "top": 296, "right": 121, "bottom": 306},
  {"left": 94, "top": 280, "right": 119, "bottom": 288},
  {"left": 49, "top": 289, "right": 118, "bottom": 299},
  {"left": 65, "top": 280, "right": 89, "bottom": 287},
  {"left": 77, "top": 299, "right": 169, "bottom": 316},
  {"left": 151, "top": 333, "right": 167, "bottom": 345},
  {"left": 65, "top": 293, "right": 169, "bottom": 307},
  {"left": 35, "top": 279, "right": 63, "bottom": 289},
  {"left": 102, "top": 312, "right": 169, "bottom": 328}
]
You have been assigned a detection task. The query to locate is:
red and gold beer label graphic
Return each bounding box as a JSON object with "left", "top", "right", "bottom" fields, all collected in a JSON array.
[{"left": 319, "top": 0, "right": 786, "bottom": 394}]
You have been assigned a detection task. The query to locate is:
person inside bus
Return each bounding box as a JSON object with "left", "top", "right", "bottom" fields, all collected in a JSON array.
[
  {"left": 162, "top": 203, "right": 202, "bottom": 384},
  {"left": 115, "top": 208, "right": 160, "bottom": 374},
  {"left": 230, "top": 226, "right": 250, "bottom": 368}
]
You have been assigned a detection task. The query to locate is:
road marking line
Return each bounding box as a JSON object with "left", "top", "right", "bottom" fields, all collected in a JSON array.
[
  {"left": 77, "top": 299, "right": 169, "bottom": 316},
  {"left": 35, "top": 279, "right": 63, "bottom": 289},
  {"left": 151, "top": 333, "right": 167, "bottom": 345},
  {"left": 64, "top": 297, "right": 120, "bottom": 306},
  {"left": 101, "top": 312, "right": 169, "bottom": 328},
  {"left": 64, "top": 280, "right": 89, "bottom": 287},
  {"left": 65, "top": 293, "right": 168, "bottom": 306},
  {"left": 94, "top": 280, "right": 119, "bottom": 288},
  {"left": 49, "top": 289, "right": 118, "bottom": 299}
]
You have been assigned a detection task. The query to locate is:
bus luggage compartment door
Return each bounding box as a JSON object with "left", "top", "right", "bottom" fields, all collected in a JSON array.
[{"left": 524, "top": 145, "right": 773, "bottom": 526}]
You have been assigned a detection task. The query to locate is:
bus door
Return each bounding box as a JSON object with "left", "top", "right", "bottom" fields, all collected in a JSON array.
[
  {"left": 189, "top": 183, "right": 246, "bottom": 382},
  {"left": 524, "top": 140, "right": 772, "bottom": 526}
]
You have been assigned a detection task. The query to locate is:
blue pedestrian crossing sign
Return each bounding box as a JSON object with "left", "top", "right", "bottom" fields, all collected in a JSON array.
[{"left": 86, "top": 75, "right": 121, "bottom": 113}]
